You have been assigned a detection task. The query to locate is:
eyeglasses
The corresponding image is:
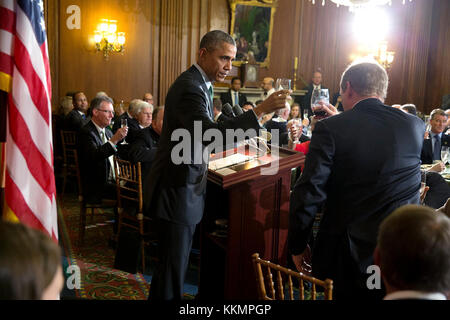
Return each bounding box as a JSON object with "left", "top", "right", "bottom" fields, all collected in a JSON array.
[{"left": 97, "top": 109, "right": 115, "bottom": 116}]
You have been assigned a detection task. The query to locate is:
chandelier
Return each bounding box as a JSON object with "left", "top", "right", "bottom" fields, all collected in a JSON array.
[
  {"left": 373, "top": 41, "right": 395, "bottom": 70},
  {"left": 94, "top": 19, "right": 126, "bottom": 60}
]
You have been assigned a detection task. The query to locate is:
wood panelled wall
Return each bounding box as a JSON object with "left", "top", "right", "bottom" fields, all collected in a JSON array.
[{"left": 46, "top": 0, "right": 449, "bottom": 113}]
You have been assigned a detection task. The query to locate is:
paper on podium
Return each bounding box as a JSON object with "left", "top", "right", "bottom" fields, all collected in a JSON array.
[{"left": 208, "top": 153, "right": 254, "bottom": 171}]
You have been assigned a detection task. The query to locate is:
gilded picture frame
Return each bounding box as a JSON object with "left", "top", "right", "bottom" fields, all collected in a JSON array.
[{"left": 229, "top": 0, "right": 278, "bottom": 68}]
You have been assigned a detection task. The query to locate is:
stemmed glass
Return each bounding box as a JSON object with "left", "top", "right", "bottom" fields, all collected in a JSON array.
[
  {"left": 441, "top": 146, "right": 449, "bottom": 172},
  {"left": 275, "top": 78, "right": 291, "bottom": 91},
  {"left": 424, "top": 116, "right": 431, "bottom": 139},
  {"left": 120, "top": 118, "right": 128, "bottom": 145},
  {"left": 311, "top": 89, "right": 329, "bottom": 117}
]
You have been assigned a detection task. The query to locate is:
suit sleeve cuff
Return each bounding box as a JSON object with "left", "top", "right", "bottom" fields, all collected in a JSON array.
[{"left": 108, "top": 141, "right": 117, "bottom": 151}]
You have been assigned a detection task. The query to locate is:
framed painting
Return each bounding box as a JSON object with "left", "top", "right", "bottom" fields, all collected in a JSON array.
[{"left": 229, "top": 0, "right": 278, "bottom": 68}]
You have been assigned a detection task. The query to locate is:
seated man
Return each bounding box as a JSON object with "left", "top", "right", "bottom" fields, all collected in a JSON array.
[
  {"left": 78, "top": 96, "right": 128, "bottom": 203},
  {"left": 401, "top": 103, "right": 417, "bottom": 116},
  {"left": 421, "top": 108, "right": 450, "bottom": 164},
  {"left": 212, "top": 98, "right": 230, "bottom": 123},
  {"left": 129, "top": 106, "right": 164, "bottom": 178},
  {"left": 143, "top": 92, "right": 154, "bottom": 105},
  {"left": 220, "top": 77, "right": 247, "bottom": 108},
  {"left": 375, "top": 204, "right": 450, "bottom": 300},
  {"left": 64, "top": 91, "right": 89, "bottom": 131},
  {"left": 132, "top": 100, "right": 153, "bottom": 136},
  {"left": 112, "top": 99, "right": 141, "bottom": 134}
]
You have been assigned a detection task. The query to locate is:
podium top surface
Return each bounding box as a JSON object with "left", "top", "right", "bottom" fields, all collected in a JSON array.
[{"left": 207, "top": 145, "right": 305, "bottom": 189}]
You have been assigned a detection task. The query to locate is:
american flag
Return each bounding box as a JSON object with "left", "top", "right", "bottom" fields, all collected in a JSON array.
[{"left": 0, "top": 0, "right": 58, "bottom": 241}]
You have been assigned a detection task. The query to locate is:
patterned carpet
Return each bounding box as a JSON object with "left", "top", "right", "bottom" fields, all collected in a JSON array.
[{"left": 57, "top": 193, "right": 197, "bottom": 300}]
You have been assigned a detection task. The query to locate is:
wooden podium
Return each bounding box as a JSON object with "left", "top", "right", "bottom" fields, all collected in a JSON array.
[{"left": 198, "top": 146, "right": 305, "bottom": 300}]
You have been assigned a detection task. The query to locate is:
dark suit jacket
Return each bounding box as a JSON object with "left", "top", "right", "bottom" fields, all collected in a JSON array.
[
  {"left": 295, "top": 84, "right": 328, "bottom": 119},
  {"left": 64, "top": 109, "right": 88, "bottom": 131},
  {"left": 220, "top": 89, "right": 247, "bottom": 107},
  {"left": 423, "top": 171, "right": 450, "bottom": 209},
  {"left": 288, "top": 98, "right": 425, "bottom": 299},
  {"left": 143, "top": 65, "right": 261, "bottom": 226},
  {"left": 78, "top": 121, "right": 116, "bottom": 203},
  {"left": 420, "top": 134, "right": 450, "bottom": 164},
  {"left": 128, "top": 126, "right": 160, "bottom": 177}
]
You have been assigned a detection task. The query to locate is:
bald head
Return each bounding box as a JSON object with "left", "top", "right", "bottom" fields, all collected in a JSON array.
[{"left": 262, "top": 77, "right": 274, "bottom": 92}]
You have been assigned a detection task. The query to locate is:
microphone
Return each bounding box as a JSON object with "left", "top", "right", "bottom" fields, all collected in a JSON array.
[
  {"left": 233, "top": 104, "right": 244, "bottom": 116},
  {"left": 222, "top": 103, "right": 236, "bottom": 118}
]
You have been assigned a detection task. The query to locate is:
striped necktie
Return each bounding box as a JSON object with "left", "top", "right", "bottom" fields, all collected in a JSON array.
[
  {"left": 434, "top": 134, "right": 441, "bottom": 160},
  {"left": 208, "top": 85, "right": 214, "bottom": 102},
  {"left": 235, "top": 92, "right": 239, "bottom": 106}
]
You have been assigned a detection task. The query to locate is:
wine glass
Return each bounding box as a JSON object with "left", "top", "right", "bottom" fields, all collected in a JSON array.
[
  {"left": 424, "top": 115, "right": 431, "bottom": 139},
  {"left": 441, "top": 146, "right": 449, "bottom": 164},
  {"left": 275, "top": 78, "right": 291, "bottom": 91},
  {"left": 311, "top": 89, "right": 329, "bottom": 117},
  {"left": 120, "top": 118, "right": 128, "bottom": 145}
]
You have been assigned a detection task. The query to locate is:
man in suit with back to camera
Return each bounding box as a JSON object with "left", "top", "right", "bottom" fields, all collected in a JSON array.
[
  {"left": 220, "top": 76, "right": 247, "bottom": 108},
  {"left": 297, "top": 70, "right": 328, "bottom": 120},
  {"left": 420, "top": 108, "right": 450, "bottom": 164},
  {"left": 77, "top": 96, "right": 128, "bottom": 204},
  {"left": 288, "top": 61, "right": 425, "bottom": 300},
  {"left": 144, "top": 30, "right": 290, "bottom": 300},
  {"left": 64, "top": 91, "right": 89, "bottom": 131},
  {"left": 212, "top": 98, "right": 230, "bottom": 123},
  {"left": 375, "top": 205, "right": 450, "bottom": 300}
]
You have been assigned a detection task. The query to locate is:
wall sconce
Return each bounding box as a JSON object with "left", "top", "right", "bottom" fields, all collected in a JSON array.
[
  {"left": 373, "top": 41, "right": 395, "bottom": 70},
  {"left": 94, "top": 19, "right": 125, "bottom": 60}
]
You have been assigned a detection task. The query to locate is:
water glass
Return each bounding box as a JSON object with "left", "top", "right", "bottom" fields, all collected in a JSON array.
[
  {"left": 275, "top": 78, "right": 291, "bottom": 91},
  {"left": 120, "top": 118, "right": 128, "bottom": 145},
  {"left": 311, "top": 88, "right": 329, "bottom": 117}
]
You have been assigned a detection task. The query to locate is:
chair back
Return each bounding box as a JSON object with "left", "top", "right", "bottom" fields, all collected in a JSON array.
[
  {"left": 60, "top": 130, "right": 82, "bottom": 198},
  {"left": 60, "top": 130, "right": 78, "bottom": 164},
  {"left": 252, "top": 253, "right": 333, "bottom": 300},
  {"left": 113, "top": 157, "right": 143, "bottom": 217}
]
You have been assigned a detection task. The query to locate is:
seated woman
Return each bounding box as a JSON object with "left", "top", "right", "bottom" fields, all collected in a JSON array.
[{"left": 0, "top": 222, "right": 63, "bottom": 300}]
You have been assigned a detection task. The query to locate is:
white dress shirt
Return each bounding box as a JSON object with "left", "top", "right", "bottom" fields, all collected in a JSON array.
[{"left": 384, "top": 290, "right": 447, "bottom": 300}]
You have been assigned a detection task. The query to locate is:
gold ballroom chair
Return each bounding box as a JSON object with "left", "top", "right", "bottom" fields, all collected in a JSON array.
[
  {"left": 113, "top": 157, "right": 155, "bottom": 273},
  {"left": 252, "top": 253, "right": 333, "bottom": 300}
]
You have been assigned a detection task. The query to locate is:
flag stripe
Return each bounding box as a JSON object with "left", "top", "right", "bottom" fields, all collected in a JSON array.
[
  {"left": 11, "top": 66, "right": 52, "bottom": 164},
  {"left": 40, "top": 43, "right": 50, "bottom": 97},
  {"left": 5, "top": 172, "right": 49, "bottom": 234},
  {"left": 0, "top": 6, "right": 14, "bottom": 32},
  {"left": 0, "top": 52, "right": 13, "bottom": 75},
  {"left": 14, "top": 5, "right": 51, "bottom": 112},
  {"left": 6, "top": 138, "right": 54, "bottom": 234},
  {"left": 13, "top": 37, "right": 49, "bottom": 124},
  {"left": 8, "top": 98, "right": 55, "bottom": 199},
  {"left": 0, "top": 29, "right": 13, "bottom": 56},
  {"left": 0, "top": 0, "right": 14, "bottom": 11}
]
